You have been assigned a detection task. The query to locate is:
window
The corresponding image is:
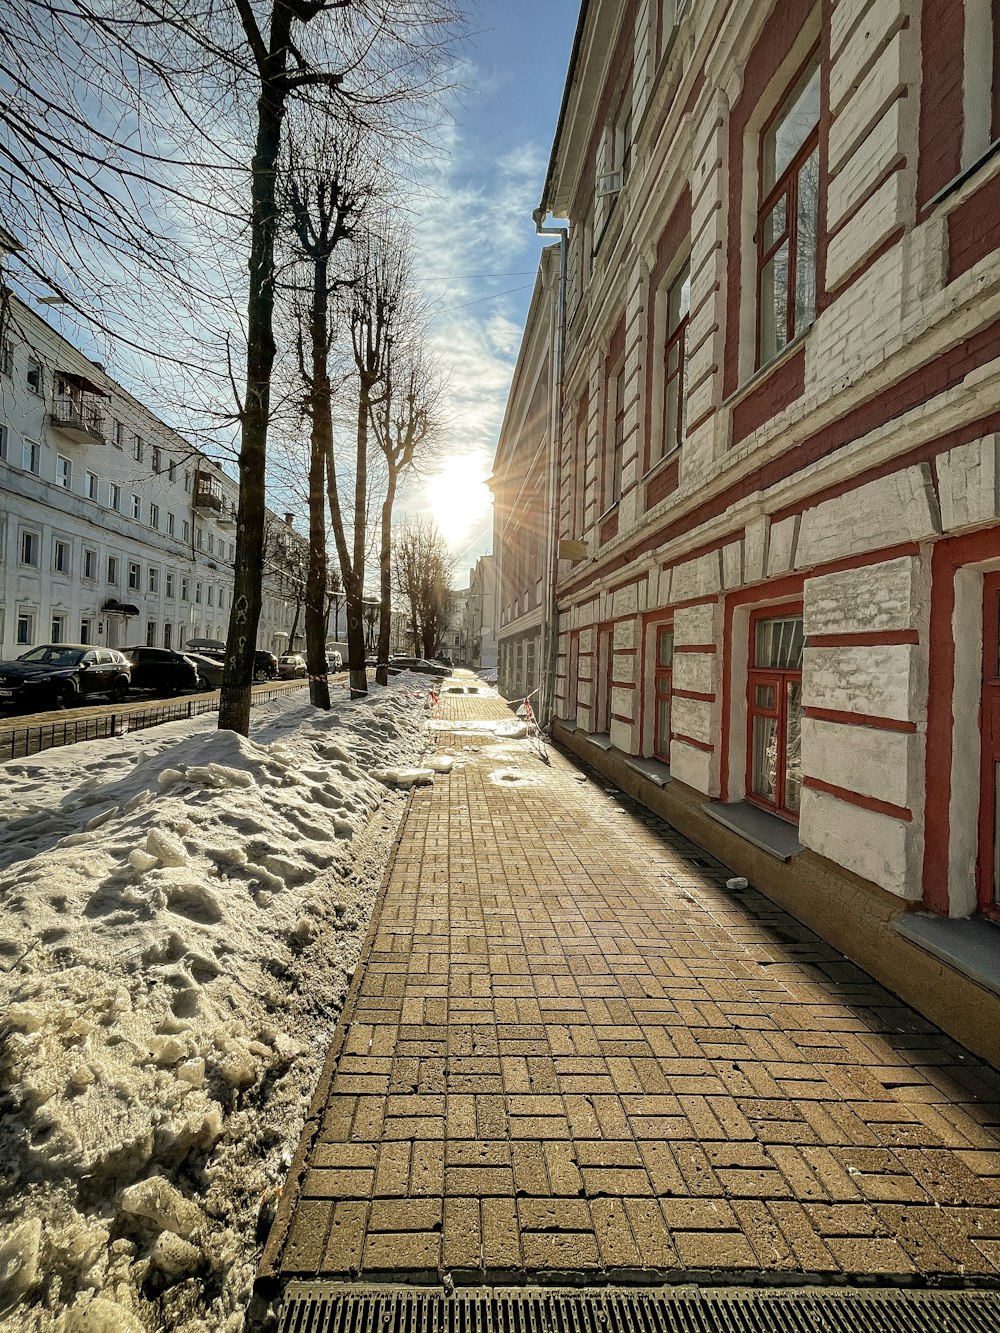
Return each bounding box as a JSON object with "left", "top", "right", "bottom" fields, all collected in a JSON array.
[
  {"left": 0, "top": 343, "right": 12, "bottom": 377},
  {"left": 56, "top": 455, "right": 72, "bottom": 489},
  {"left": 168, "top": 460, "right": 176, "bottom": 482},
  {"left": 26, "top": 360, "right": 41, "bottom": 394},
  {"left": 131, "top": 494, "right": 141, "bottom": 521},
  {"left": 181, "top": 577, "right": 190, "bottom": 601},
  {"left": 80, "top": 618, "right": 93, "bottom": 644},
  {"left": 0, "top": 424, "right": 6, "bottom": 460},
  {"left": 653, "top": 623, "right": 674, "bottom": 763},
  {"left": 228, "top": 542, "right": 234, "bottom": 561},
  {"left": 196, "top": 527, "right": 203, "bottom": 550},
  {"left": 207, "top": 585, "right": 214, "bottom": 606},
  {"left": 165, "top": 571, "right": 174, "bottom": 597},
  {"left": 51, "top": 614, "right": 66, "bottom": 644},
  {"left": 146, "top": 620, "right": 157, "bottom": 647},
  {"left": 86, "top": 470, "right": 98, "bottom": 500},
  {"left": 163, "top": 623, "right": 172, "bottom": 649},
  {"left": 195, "top": 580, "right": 202, "bottom": 604},
  {"left": 22, "top": 441, "right": 40, "bottom": 475},
  {"left": 107, "top": 555, "right": 119, "bottom": 584},
  {"left": 167, "top": 512, "right": 175, "bottom": 537},
  {"left": 53, "top": 539, "right": 70, "bottom": 575},
  {"left": 606, "top": 354, "right": 627, "bottom": 509},
  {"left": 182, "top": 519, "right": 190, "bottom": 542},
  {"left": 148, "top": 567, "right": 159, "bottom": 594},
  {"left": 757, "top": 55, "right": 821, "bottom": 369},
  {"left": 128, "top": 561, "right": 140, "bottom": 591},
  {"left": 84, "top": 548, "right": 96, "bottom": 580},
  {"left": 208, "top": 532, "right": 214, "bottom": 554},
  {"left": 152, "top": 445, "right": 161, "bottom": 473},
  {"left": 20, "top": 531, "right": 38, "bottom": 567},
  {"left": 133, "top": 434, "right": 144, "bottom": 463},
  {"left": 110, "top": 482, "right": 121, "bottom": 512},
  {"left": 16, "top": 611, "right": 34, "bottom": 646},
  {"left": 184, "top": 470, "right": 192, "bottom": 493},
  {"left": 747, "top": 607, "right": 804, "bottom": 821},
  {"left": 112, "top": 420, "right": 124, "bottom": 449},
  {"left": 149, "top": 502, "right": 160, "bottom": 530},
  {"left": 657, "top": 261, "right": 690, "bottom": 465}
]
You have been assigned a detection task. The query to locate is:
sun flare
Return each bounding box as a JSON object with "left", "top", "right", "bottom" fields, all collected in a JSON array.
[{"left": 424, "top": 454, "right": 493, "bottom": 547}]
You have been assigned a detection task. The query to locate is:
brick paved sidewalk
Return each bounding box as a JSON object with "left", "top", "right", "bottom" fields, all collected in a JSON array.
[{"left": 262, "top": 690, "right": 1000, "bottom": 1287}]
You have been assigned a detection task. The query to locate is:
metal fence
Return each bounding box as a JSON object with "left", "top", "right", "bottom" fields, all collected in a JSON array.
[{"left": 0, "top": 680, "right": 310, "bottom": 763}]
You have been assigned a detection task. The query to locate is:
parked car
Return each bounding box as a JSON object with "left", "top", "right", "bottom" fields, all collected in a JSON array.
[
  {"left": 185, "top": 652, "right": 224, "bottom": 690},
  {"left": 387, "top": 656, "right": 451, "bottom": 678},
  {"left": 0, "top": 644, "right": 131, "bottom": 711},
  {"left": 327, "top": 650, "right": 343, "bottom": 671},
  {"left": 125, "top": 646, "right": 199, "bottom": 695},
  {"left": 278, "top": 653, "right": 307, "bottom": 679},
  {"left": 253, "top": 649, "right": 278, "bottom": 682}
]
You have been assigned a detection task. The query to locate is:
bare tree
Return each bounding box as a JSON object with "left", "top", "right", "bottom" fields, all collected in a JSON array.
[
  {"left": 284, "top": 121, "right": 372, "bottom": 707},
  {"left": 393, "top": 517, "right": 454, "bottom": 661},
  {"left": 372, "top": 344, "right": 439, "bottom": 683},
  {"left": 0, "top": 0, "right": 465, "bottom": 735}
]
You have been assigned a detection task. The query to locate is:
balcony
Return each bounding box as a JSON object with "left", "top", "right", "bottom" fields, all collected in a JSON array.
[
  {"left": 194, "top": 475, "right": 224, "bottom": 514},
  {"left": 49, "top": 395, "right": 106, "bottom": 444},
  {"left": 218, "top": 503, "right": 237, "bottom": 530}
]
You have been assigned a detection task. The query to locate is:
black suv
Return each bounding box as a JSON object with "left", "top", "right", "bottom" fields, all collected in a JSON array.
[
  {"left": 0, "top": 645, "right": 131, "bottom": 711},
  {"left": 188, "top": 647, "right": 278, "bottom": 683},
  {"left": 125, "top": 646, "right": 199, "bottom": 695}
]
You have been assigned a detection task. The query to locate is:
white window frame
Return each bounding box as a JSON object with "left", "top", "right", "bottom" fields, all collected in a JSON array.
[
  {"left": 53, "top": 538, "right": 71, "bottom": 575},
  {"left": 86, "top": 470, "right": 99, "bottom": 500},
  {"left": 56, "top": 454, "right": 72, "bottom": 489},
  {"left": 22, "top": 441, "right": 40, "bottom": 475},
  {"left": 16, "top": 609, "right": 35, "bottom": 646},
  {"left": 131, "top": 493, "right": 141, "bottom": 521},
  {"left": 128, "top": 561, "right": 141, "bottom": 591},
  {"left": 19, "top": 529, "right": 39, "bottom": 567}
]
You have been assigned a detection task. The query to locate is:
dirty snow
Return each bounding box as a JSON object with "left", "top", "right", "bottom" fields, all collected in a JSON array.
[{"left": 0, "top": 680, "right": 438, "bottom": 1331}]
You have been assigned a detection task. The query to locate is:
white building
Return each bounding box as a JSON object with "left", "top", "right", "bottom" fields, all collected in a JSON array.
[{"left": 0, "top": 290, "right": 305, "bottom": 659}]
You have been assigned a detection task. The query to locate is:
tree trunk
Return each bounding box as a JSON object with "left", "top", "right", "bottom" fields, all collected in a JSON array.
[
  {"left": 219, "top": 82, "right": 284, "bottom": 735},
  {"left": 375, "top": 471, "right": 396, "bottom": 686},
  {"left": 306, "top": 254, "right": 331, "bottom": 709},
  {"left": 348, "top": 381, "right": 371, "bottom": 698}
]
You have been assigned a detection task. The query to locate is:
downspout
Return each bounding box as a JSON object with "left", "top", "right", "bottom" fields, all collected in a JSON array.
[{"left": 532, "top": 206, "right": 568, "bottom": 730}]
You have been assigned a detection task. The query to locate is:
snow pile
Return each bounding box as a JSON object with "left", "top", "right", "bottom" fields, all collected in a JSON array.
[{"left": 0, "top": 685, "right": 429, "bottom": 1331}]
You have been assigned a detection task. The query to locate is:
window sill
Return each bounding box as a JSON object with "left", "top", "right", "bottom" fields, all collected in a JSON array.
[
  {"left": 583, "top": 730, "right": 614, "bottom": 751},
  {"left": 642, "top": 446, "right": 680, "bottom": 484},
  {"left": 625, "top": 756, "right": 671, "bottom": 786},
  {"left": 892, "top": 912, "right": 1000, "bottom": 998},
  {"left": 703, "top": 799, "right": 803, "bottom": 861}
]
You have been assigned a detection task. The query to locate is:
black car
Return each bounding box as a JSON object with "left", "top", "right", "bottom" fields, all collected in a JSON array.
[
  {"left": 387, "top": 656, "right": 451, "bottom": 677},
  {"left": 0, "top": 645, "right": 131, "bottom": 711},
  {"left": 185, "top": 652, "right": 224, "bottom": 690},
  {"left": 125, "top": 646, "right": 199, "bottom": 695},
  {"left": 183, "top": 646, "right": 278, "bottom": 683}
]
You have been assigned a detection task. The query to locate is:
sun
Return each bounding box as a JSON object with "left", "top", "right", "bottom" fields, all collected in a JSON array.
[{"left": 424, "top": 454, "right": 493, "bottom": 547}]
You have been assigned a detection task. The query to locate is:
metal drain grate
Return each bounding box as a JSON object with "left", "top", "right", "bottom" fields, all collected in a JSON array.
[{"left": 277, "top": 1284, "right": 1000, "bottom": 1333}]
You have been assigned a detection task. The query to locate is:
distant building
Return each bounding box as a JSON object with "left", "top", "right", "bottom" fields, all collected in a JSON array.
[
  {"left": 439, "top": 587, "right": 468, "bottom": 664},
  {"left": 466, "top": 554, "right": 497, "bottom": 669},
  {"left": 0, "top": 290, "right": 306, "bottom": 658},
  {"left": 493, "top": 0, "right": 1000, "bottom": 1063}
]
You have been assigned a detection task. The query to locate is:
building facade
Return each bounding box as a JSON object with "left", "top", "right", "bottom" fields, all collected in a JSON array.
[
  {"left": 494, "top": 0, "right": 1000, "bottom": 1061},
  {"left": 0, "top": 290, "right": 306, "bottom": 660},
  {"left": 465, "top": 554, "right": 498, "bottom": 670}
]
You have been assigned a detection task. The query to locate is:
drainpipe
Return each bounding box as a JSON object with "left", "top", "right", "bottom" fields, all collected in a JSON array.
[{"left": 532, "top": 206, "right": 568, "bottom": 730}]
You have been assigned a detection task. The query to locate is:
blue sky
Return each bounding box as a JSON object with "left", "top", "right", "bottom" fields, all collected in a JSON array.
[{"left": 401, "top": 0, "right": 579, "bottom": 585}]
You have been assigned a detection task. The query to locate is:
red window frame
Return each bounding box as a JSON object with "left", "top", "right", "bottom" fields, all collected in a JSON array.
[
  {"left": 653, "top": 621, "right": 674, "bottom": 763},
  {"left": 755, "top": 50, "right": 821, "bottom": 370},
  {"left": 746, "top": 602, "right": 804, "bottom": 822},
  {"left": 608, "top": 358, "right": 626, "bottom": 508},
  {"left": 978, "top": 573, "right": 1000, "bottom": 921},
  {"left": 659, "top": 262, "right": 690, "bottom": 464}
]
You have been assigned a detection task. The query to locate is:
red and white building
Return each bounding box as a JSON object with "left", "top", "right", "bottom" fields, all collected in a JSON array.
[{"left": 493, "top": 0, "right": 1000, "bottom": 1061}]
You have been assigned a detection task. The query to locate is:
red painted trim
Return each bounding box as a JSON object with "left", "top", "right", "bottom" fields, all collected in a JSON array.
[
  {"left": 923, "top": 529, "right": 1000, "bottom": 912},
  {"left": 804, "top": 706, "right": 917, "bottom": 733},
  {"left": 916, "top": 0, "right": 964, "bottom": 210},
  {"left": 731, "top": 346, "right": 806, "bottom": 446},
  {"left": 674, "top": 688, "right": 716, "bottom": 702},
  {"left": 807, "top": 629, "right": 919, "bottom": 648},
  {"left": 948, "top": 168, "right": 1000, "bottom": 282},
  {"left": 675, "top": 643, "right": 717, "bottom": 653},
  {"left": 672, "top": 731, "right": 714, "bottom": 752},
  {"left": 803, "top": 775, "right": 913, "bottom": 822}
]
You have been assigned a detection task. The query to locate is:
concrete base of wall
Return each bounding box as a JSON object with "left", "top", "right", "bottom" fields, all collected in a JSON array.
[{"left": 553, "top": 720, "right": 1000, "bottom": 1072}]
